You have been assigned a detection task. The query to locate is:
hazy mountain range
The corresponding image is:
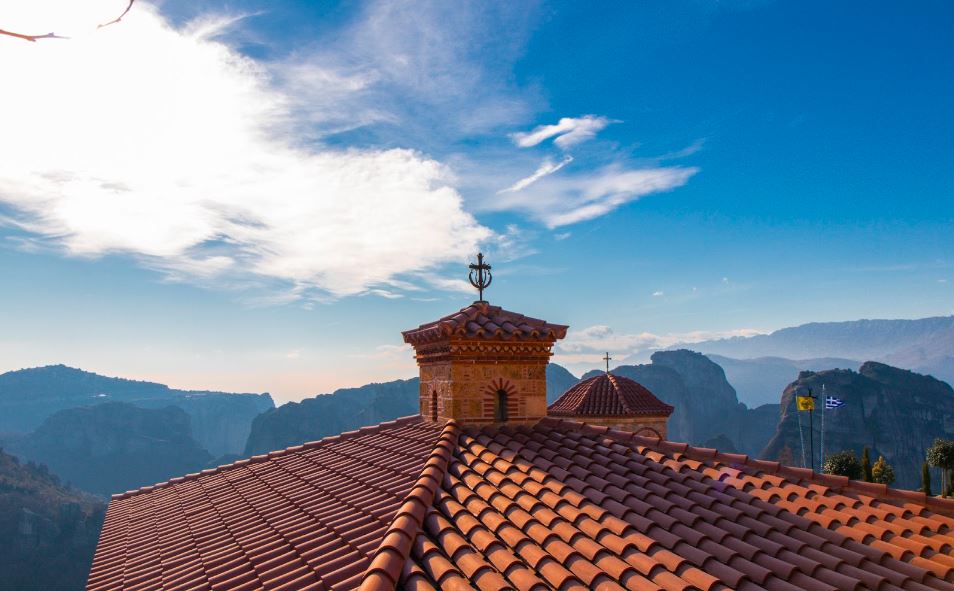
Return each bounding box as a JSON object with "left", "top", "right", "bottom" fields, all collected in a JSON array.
[
  {"left": 708, "top": 355, "right": 861, "bottom": 407},
  {"left": 0, "top": 365, "right": 274, "bottom": 457},
  {"left": 683, "top": 315, "right": 954, "bottom": 386},
  {"left": 4, "top": 403, "right": 213, "bottom": 497}
]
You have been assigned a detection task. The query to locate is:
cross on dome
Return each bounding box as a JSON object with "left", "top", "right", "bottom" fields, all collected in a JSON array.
[{"left": 468, "top": 252, "right": 492, "bottom": 302}]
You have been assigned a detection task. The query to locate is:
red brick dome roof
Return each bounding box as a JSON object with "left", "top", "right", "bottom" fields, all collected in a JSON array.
[{"left": 548, "top": 372, "right": 674, "bottom": 417}]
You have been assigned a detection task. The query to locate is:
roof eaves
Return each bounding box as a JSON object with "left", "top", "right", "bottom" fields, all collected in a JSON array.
[
  {"left": 357, "top": 420, "right": 460, "bottom": 591},
  {"left": 110, "top": 415, "right": 426, "bottom": 500}
]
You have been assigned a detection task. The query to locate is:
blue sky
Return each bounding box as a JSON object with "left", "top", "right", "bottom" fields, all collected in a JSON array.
[{"left": 1, "top": 0, "right": 952, "bottom": 401}]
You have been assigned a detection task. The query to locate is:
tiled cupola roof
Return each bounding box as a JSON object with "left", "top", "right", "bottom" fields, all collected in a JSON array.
[
  {"left": 548, "top": 372, "right": 674, "bottom": 417},
  {"left": 402, "top": 301, "right": 568, "bottom": 346},
  {"left": 90, "top": 415, "right": 954, "bottom": 591}
]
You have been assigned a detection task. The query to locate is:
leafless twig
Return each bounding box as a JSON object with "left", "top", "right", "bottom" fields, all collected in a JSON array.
[
  {"left": 97, "top": 0, "right": 136, "bottom": 29},
  {"left": 0, "top": 0, "right": 135, "bottom": 42},
  {"left": 0, "top": 28, "right": 68, "bottom": 42}
]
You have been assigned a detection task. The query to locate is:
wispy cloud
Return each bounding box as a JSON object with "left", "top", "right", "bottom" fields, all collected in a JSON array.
[
  {"left": 554, "top": 324, "right": 764, "bottom": 372},
  {"left": 278, "top": 1, "right": 543, "bottom": 145},
  {"left": 511, "top": 115, "right": 615, "bottom": 149},
  {"left": 498, "top": 156, "right": 573, "bottom": 194},
  {"left": 490, "top": 164, "right": 698, "bottom": 228},
  {"left": 0, "top": 2, "right": 495, "bottom": 300}
]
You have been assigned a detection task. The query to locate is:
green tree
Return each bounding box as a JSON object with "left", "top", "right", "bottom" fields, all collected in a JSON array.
[
  {"left": 861, "top": 447, "right": 873, "bottom": 482},
  {"left": 872, "top": 456, "right": 895, "bottom": 485},
  {"left": 922, "top": 462, "right": 932, "bottom": 495},
  {"left": 927, "top": 439, "right": 954, "bottom": 497},
  {"left": 823, "top": 450, "right": 862, "bottom": 480}
]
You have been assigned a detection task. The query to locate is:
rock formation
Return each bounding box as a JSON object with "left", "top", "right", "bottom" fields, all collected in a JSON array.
[
  {"left": 761, "top": 362, "right": 954, "bottom": 489},
  {"left": 0, "top": 448, "right": 105, "bottom": 591},
  {"left": 5, "top": 402, "right": 212, "bottom": 496}
]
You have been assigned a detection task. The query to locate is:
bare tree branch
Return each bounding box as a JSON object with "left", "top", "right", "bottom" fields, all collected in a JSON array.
[
  {"left": 0, "top": 28, "right": 68, "bottom": 42},
  {"left": 0, "top": 0, "right": 135, "bottom": 42},
  {"left": 97, "top": 0, "right": 136, "bottom": 29}
]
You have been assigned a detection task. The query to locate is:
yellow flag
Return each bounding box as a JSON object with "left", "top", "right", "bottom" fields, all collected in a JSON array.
[{"left": 796, "top": 396, "right": 815, "bottom": 411}]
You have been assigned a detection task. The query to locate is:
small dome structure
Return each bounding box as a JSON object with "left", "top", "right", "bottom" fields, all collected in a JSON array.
[{"left": 548, "top": 372, "right": 673, "bottom": 438}]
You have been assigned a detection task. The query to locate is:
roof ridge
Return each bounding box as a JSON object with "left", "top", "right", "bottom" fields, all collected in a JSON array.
[
  {"left": 357, "top": 420, "right": 460, "bottom": 591},
  {"left": 606, "top": 372, "right": 636, "bottom": 414},
  {"left": 110, "top": 414, "right": 425, "bottom": 500},
  {"left": 539, "top": 416, "right": 954, "bottom": 515}
]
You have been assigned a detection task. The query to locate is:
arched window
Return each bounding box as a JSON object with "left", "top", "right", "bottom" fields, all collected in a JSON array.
[
  {"left": 430, "top": 391, "right": 438, "bottom": 421},
  {"left": 495, "top": 390, "right": 509, "bottom": 422}
]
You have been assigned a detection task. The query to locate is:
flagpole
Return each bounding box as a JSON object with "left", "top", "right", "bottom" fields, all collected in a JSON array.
[
  {"left": 820, "top": 384, "right": 826, "bottom": 470},
  {"left": 795, "top": 393, "right": 807, "bottom": 468},
  {"left": 809, "top": 387, "right": 815, "bottom": 472}
]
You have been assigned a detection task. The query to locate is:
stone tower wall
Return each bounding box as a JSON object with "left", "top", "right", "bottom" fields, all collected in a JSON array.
[{"left": 419, "top": 360, "right": 550, "bottom": 425}]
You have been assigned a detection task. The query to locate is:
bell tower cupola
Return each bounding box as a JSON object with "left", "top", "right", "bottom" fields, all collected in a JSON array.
[{"left": 402, "top": 254, "right": 568, "bottom": 426}]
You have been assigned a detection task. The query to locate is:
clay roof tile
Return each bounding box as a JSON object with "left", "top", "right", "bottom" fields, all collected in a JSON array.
[
  {"left": 402, "top": 302, "right": 568, "bottom": 345},
  {"left": 548, "top": 373, "right": 674, "bottom": 418},
  {"left": 90, "top": 414, "right": 954, "bottom": 591}
]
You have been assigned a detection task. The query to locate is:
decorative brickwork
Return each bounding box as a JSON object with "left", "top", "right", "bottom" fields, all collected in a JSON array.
[{"left": 403, "top": 301, "right": 567, "bottom": 425}]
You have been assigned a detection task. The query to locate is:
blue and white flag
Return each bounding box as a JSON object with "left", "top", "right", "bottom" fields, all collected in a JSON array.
[{"left": 825, "top": 396, "right": 845, "bottom": 409}]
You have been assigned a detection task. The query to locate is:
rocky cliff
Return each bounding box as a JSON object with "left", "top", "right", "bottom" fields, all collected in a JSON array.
[
  {"left": 5, "top": 402, "right": 212, "bottom": 496},
  {"left": 0, "top": 449, "right": 105, "bottom": 591},
  {"left": 245, "top": 378, "right": 420, "bottom": 455},
  {"left": 0, "top": 365, "right": 273, "bottom": 456},
  {"left": 707, "top": 355, "right": 860, "bottom": 407},
  {"left": 546, "top": 364, "right": 580, "bottom": 403},
  {"left": 582, "top": 350, "right": 778, "bottom": 455},
  {"left": 246, "top": 364, "right": 580, "bottom": 456},
  {"left": 761, "top": 362, "right": 954, "bottom": 489}
]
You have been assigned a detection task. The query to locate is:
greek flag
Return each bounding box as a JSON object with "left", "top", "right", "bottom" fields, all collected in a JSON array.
[{"left": 825, "top": 396, "right": 845, "bottom": 409}]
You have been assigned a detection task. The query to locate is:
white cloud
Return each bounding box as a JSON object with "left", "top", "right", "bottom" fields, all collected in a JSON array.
[
  {"left": 556, "top": 324, "right": 764, "bottom": 361},
  {"left": 511, "top": 115, "right": 614, "bottom": 149},
  {"left": 498, "top": 156, "right": 573, "bottom": 194},
  {"left": 652, "top": 291, "right": 665, "bottom": 297},
  {"left": 490, "top": 164, "right": 698, "bottom": 228},
  {"left": 0, "top": 1, "right": 492, "bottom": 299}
]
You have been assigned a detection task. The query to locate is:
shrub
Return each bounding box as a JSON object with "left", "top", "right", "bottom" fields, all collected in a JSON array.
[
  {"left": 823, "top": 450, "right": 862, "bottom": 480},
  {"left": 872, "top": 456, "right": 895, "bottom": 485}
]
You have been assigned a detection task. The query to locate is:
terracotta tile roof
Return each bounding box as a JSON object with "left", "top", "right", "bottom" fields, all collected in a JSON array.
[
  {"left": 91, "top": 415, "right": 954, "bottom": 591},
  {"left": 402, "top": 302, "right": 569, "bottom": 346},
  {"left": 361, "top": 418, "right": 954, "bottom": 591},
  {"left": 86, "top": 416, "right": 444, "bottom": 591},
  {"left": 548, "top": 372, "right": 675, "bottom": 417}
]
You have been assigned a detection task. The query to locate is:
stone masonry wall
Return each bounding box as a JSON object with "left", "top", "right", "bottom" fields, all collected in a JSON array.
[
  {"left": 587, "top": 416, "right": 669, "bottom": 439},
  {"left": 419, "top": 361, "right": 548, "bottom": 425}
]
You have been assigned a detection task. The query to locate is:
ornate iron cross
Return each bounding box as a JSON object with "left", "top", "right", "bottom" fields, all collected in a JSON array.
[
  {"left": 468, "top": 252, "right": 492, "bottom": 301},
  {"left": 603, "top": 352, "right": 612, "bottom": 373}
]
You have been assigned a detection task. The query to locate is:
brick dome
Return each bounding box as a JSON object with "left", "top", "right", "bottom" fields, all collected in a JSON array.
[{"left": 548, "top": 372, "right": 674, "bottom": 417}]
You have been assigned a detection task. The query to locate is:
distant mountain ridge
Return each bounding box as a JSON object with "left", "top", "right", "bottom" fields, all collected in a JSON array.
[
  {"left": 0, "top": 365, "right": 274, "bottom": 456},
  {"left": 4, "top": 402, "right": 213, "bottom": 496},
  {"left": 707, "top": 355, "right": 861, "bottom": 407},
  {"left": 682, "top": 315, "right": 954, "bottom": 386}
]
